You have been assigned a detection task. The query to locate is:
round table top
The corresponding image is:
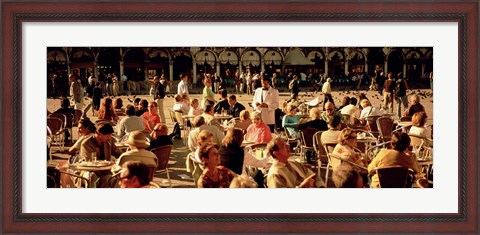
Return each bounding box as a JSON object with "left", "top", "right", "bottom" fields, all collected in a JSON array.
[
  {"left": 69, "top": 161, "right": 113, "bottom": 172},
  {"left": 397, "top": 121, "right": 413, "bottom": 126},
  {"left": 214, "top": 114, "right": 232, "bottom": 119}
]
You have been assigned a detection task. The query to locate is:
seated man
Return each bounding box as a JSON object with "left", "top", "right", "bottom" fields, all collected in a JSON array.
[
  {"left": 340, "top": 97, "right": 360, "bottom": 120},
  {"left": 78, "top": 122, "right": 123, "bottom": 187},
  {"left": 53, "top": 98, "right": 76, "bottom": 115},
  {"left": 320, "top": 101, "right": 341, "bottom": 123},
  {"left": 68, "top": 119, "right": 96, "bottom": 155},
  {"left": 213, "top": 89, "right": 231, "bottom": 114},
  {"left": 332, "top": 162, "right": 364, "bottom": 188},
  {"left": 227, "top": 94, "right": 246, "bottom": 118},
  {"left": 266, "top": 137, "right": 325, "bottom": 188},
  {"left": 173, "top": 94, "right": 190, "bottom": 114},
  {"left": 187, "top": 116, "right": 224, "bottom": 152},
  {"left": 118, "top": 161, "right": 155, "bottom": 188},
  {"left": 111, "top": 131, "right": 158, "bottom": 175},
  {"left": 80, "top": 122, "right": 123, "bottom": 162},
  {"left": 117, "top": 105, "right": 145, "bottom": 138},
  {"left": 147, "top": 123, "right": 173, "bottom": 150},
  {"left": 135, "top": 99, "right": 149, "bottom": 116},
  {"left": 403, "top": 94, "right": 425, "bottom": 117},
  {"left": 188, "top": 98, "right": 203, "bottom": 116},
  {"left": 359, "top": 99, "right": 384, "bottom": 124},
  {"left": 320, "top": 115, "right": 342, "bottom": 145},
  {"left": 298, "top": 107, "right": 328, "bottom": 131},
  {"left": 200, "top": 104, "right": 222, "bottom": 131}
]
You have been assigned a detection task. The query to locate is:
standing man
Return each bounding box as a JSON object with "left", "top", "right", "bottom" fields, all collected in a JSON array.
[
  {"left": 289, "top": 74, "right": 299, "bottom": 99},
  {"left": 69, "top": 74, "right": 83, "bottom": 110},
  {"left": 121, "top": 74, "right": 128, "bottom": 95},
  {"left": 177, "top": 73, "right": 189, "bottom": 100},
  {"left": 383, "top": 72, "right": 395, "bottom": 113},
  {"left": 112, "top": 73, "right": 119, "bottom": 97},
  {"left": 154, "top": 75, "right": 166, "bottom": 123},
  {"left": 321, "top": 77, "right": 333, "bottom": 108},
  {"left": 252, "top": 77, "right": 279, "bottom": 133},
  {"left": 395, "top": 72, "right": 409, "bottom": 118}
]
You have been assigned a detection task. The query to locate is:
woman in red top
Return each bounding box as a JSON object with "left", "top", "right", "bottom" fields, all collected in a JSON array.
[{"left": 246, "top": 111, "right": 273, "bottom": 144}]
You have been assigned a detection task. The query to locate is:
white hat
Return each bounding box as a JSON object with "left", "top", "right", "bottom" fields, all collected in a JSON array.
[{"left": 125, "top": 131, "right": 150, "bottom": 149}]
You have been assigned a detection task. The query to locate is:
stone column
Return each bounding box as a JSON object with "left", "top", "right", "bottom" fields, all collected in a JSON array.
[
  {"left": 193, "top": 60, "right": 197, "bottom": 85},
  {"left": 344, "top": 59, "right": 349, "bottom": 76},
  {"left": 169, "top": 61, "right": 174, "bottom": 81},
  {"left": 324, "top": 60, "right": 328, "bottom": 77},
  {"left": 384, "top": 60, "right": 389, "bottom": 75},
  {"left": 119, "top": 61, "right": 124, "bottom": 77},
  {"left": 403, "top": 64, "right": 407, "bottom": 78}
]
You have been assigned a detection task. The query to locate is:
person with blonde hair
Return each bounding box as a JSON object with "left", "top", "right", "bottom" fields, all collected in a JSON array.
[
  {"left": 282, "top": 102, "right": 301, "bottom": 139},
  {"left": 246, "top": 111, "right": 273, "bottom": 144},
  {"left": 298, "top": 107, "right": 328, "bottom": 131},
  {"left": 358, "top": 99, "right": 383, "bottom": 124},
  {"left": 233, "top": 110, "right": 252, "bottom": 131},
  {"left": 331, "top": 128, "right": 366, "bottom": 172},
  {"left": 193, "top": 130, "right": 215, "bottom": 162}
]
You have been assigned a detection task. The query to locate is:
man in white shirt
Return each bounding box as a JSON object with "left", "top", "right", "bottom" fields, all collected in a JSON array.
[
  {"left": 321, "top": 77, "right": 333, "bottom": 108},
  {"left": 359, "top": 99, "right": 384, "bottom": 123},
  {"left": 252, "top": 77, "right": 279, "bottom": 133},
  {"left": 266, "top": 137, "right": 325, "bottom": 188},
  {"left": 187, "top": 116, "right": 224, "bottom": 152},
  {"left": 177, "top": 73, "right": 189, "bottom": 99},
  {"left": 340, "top": 97, "right": 360, "bottom": 119}
]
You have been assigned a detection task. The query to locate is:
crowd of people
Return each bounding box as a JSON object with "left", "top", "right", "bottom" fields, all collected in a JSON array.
[{"left": 48, "top": 69, "right": 432, "bottom": 189}]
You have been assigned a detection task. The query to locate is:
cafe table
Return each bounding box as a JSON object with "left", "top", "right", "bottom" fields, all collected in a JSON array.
[
  {"left": 214, "top": 114, "right": 232, "bottom": 121},
  {"left": 67, "top": 161, "right": 114, "bottom": 188}
]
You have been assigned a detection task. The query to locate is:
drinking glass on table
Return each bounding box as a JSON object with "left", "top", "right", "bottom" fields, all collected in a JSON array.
[{"left": 91, "top": 152, "right": 97, "bottom": 165}]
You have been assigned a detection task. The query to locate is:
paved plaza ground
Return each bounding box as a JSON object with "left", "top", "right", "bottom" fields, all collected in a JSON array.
[{"left": 47, "top": 85, "right": 433, "bottom": 188}]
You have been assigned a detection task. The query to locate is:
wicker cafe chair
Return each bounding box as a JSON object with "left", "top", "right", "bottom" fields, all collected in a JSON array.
[
  {"left": 376, "top": 116, "right": 394, "bottom": 143},
  {"left": 312, "top": 131, "right": 327, "bottom": 177},
  {"left": 47, "top": 116, "right": 66, "bottom": 152},
  {"left": 374, "top": 165, "right": 415, "bottom": 188},
  {"left": 152, "top": 145, "right": 173, "bottom": 187},
  {"left": 365, "top": 115, "right": 381, "bottom": 139},
  {"left": 299, "top": 127, "right": 319, "bottom": 165}
]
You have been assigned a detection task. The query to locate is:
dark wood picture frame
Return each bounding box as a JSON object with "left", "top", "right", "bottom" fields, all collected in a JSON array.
[{"left": 1, "top": 0, "right": 478, "bottom": 233}]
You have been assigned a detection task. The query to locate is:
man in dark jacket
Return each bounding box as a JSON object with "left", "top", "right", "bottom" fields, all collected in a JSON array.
[{"left": 227, "top": 95, "right": 246, "bottom": 118}]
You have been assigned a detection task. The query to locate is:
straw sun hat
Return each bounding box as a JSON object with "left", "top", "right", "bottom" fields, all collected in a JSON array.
[{"left": 125, "top": 131, "right": 150, "bottom": 148}]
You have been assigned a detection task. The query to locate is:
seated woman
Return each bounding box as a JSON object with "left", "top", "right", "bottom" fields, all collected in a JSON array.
[
  {"left": 141, "top": 101, "right": 161, "bottom": 131},
  {"left": 118, "top": 161, "right": 157, "bottom": 188},
  {"left": 219, "top": 128, "right": 270, "bottom": 175},
  {"left": 194, "top": 130, "right": 215, "bottom": 162},
  {"left": 113, "top": 98, "right": 125, "bottom": 116},
  {"left": 368, "top": 132, "right": 420, "bottom": 188},
  {"left": 197, "top": 143, "right": 237, "bottom": 188},
  {"left": 97, "top": 97, "right": 119, "bottom": 123},
  {"left": 298, "top": 107, "right": 328, "bottom": 131},
  {"left": 246, "top": 111, "right": 273, "bottom": 144},
  {"left": 408, "top": 111, "right": 433, "bottom": 147},
  {"left": 331, "top": 128, "right": 367, "bottom": 173},
  {"left": 68, "top": 119, "right": 96, "bottom": 155},
  {"left": 232, "top": 110, "right": 252, "bottom": 132},
  {"left": 282, "top": 103, "right": 301, "bottom": 139}
]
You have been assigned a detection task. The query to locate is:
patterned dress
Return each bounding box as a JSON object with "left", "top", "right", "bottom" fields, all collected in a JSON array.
[{"left": 198, "top": 166, "right": 236, "bottom": 188}]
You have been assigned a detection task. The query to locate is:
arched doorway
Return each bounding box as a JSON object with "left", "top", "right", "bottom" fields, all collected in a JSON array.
[
  {"left": 195, "top": 50, "right": 216, "bottom": 87},
  {"left": 47, "top": 48, "right": 68, "bottom": 97},
  {"left": 349, "top": 50, "right": 365, "bottom": 75},
  {"left": 70, "top": 47, "right": 95, "bottom": 87},
  {"left": 97, "top": 47, "right": 120, "bottom": 77},
  {"left": 387, "top": 50, "right": 404, "bottom": 77},
  {"left": 328, "top": 51, "right": 345, "bottom": 79},
  {"left": 147, "top": 48, "right": 169, "bottom": 78},
  {"left": 307, "top": 50, "right": 325, "bottom": 79},
  {"left": 173, "top": 49, "right": 193, "bottom": 81},
  {"left": 368, "top": 48, "right": 385, "bottom": 76},
  {"left": 219, "top": 49, "right": 239, "bottom": 89},
  {"left": 263, "top": 49, "right": 283, "bottom": 77},
  {"left": 406, "top": 50, "right": 423, "bottom": 82},
  {"left": 123, "top": 48, "right": 146, "bottom": 93},
  {"left": 241, "top": 49, "right": 261, "bottom": 75}
]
